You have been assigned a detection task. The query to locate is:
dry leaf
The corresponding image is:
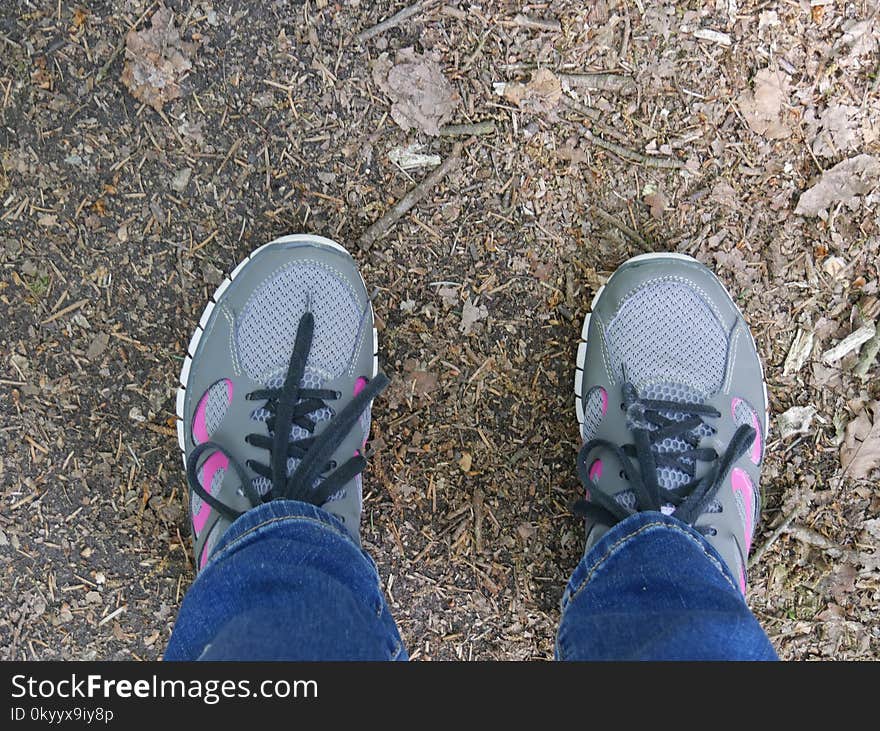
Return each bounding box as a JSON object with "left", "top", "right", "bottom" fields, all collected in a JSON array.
[
  {"left": 811, "top": 104, "right": 862, "bottom": 158},
  {"left": 437, "top": 286, "right": 459, "bottom": 308},
  {"left": 795, "top": 154, "right": 880, "bottom": 217},
  {"left": 403, "top": 359, "right": 439, "bottom": 398},
  {"left": 783, "top": 329, "right": 815, "bottom": 376},
  {"left": 777, "top": 405, "right": 816, "bottom": 440},
  {"left": 643, "top": 189, "right": 668, "bottom": 219},
  {"left": 121, "top": 5, "right": 196, "bottom": 113},
  {"left": 737, "top": 67, "right": 792, "bottom": 139},
  {"left": 826, "top": 563, "right": 857, "bottom": 604},
  {"left": 458, "top": 452, "right": 472, "bottom": 473},
  {"left": 460, "top": 298, "right": 488, "bottom": 335},
  {"left": 498, "top": 68, "right": 563, "bottom": 116},
  {"left": 840, "top": 401, "right": 880, "bottom": 480},
  {"left": 840, "top": 18, "right": 879, "bottom": 59},
  {"left": 372, "top": 48, "right": 459, "bottom": 136}
]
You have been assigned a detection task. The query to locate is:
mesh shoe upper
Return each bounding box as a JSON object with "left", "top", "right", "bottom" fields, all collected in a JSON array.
[{"left": 604, "top": 279, "right": 728, "bottom": 395}]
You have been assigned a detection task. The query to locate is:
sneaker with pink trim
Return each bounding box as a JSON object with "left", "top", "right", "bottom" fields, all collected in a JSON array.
[
  {"left": 175, "top": 235, "right": 386, "bottom": 570},
  {"left": 573, "top": 253, "right": 768, "bottom": 594}
]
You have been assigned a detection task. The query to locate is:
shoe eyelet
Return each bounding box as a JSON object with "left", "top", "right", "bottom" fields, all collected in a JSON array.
[
  {"left": 328, "top": 460, "right": 337, "bottom": 470},
  {"left": 334, "top": 391, "right": 342, "bottom": 399},
  {"left": 619, "top": 470, "right": 627, "bottom": 479},
  {"left": 619, "top": 402, "right": 626, "bottom": 411}
]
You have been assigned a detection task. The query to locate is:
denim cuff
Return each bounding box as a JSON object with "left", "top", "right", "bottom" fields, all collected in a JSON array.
[
  {"left": 204, "top": 500, "right": 357, "bottom": 572},
  {"left": 561, "top": 511, "right": 740, "bottom": 611}
]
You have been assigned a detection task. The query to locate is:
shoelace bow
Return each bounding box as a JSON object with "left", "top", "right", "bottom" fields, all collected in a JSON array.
[
  {"left": 186, "top": 311, "right": 388, "bottom": 523},
  {"left": 574, "top": 382, "right": 755, "bottom": 536}
]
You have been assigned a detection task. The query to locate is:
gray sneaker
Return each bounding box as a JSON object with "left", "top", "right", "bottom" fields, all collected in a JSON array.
[
  {"left": 573, "top": 253, "right": 768, "bottom": 593},
  {"left": 175, "top": 234, "right": 386, "bottom": 570}
]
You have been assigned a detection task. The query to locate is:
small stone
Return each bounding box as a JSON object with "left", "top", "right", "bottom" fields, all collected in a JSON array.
[
  {"left": 171, "top": 167, "right": 192, "bottom": 193},
  {"left": 201, "top": 262, "right": 224, "bottom": 286},
  {"left": 86, "top": 332, "right": 110, "bottom": 361},
  {"left": 85, "top": 591, "right": 103, "bottom": 605}
]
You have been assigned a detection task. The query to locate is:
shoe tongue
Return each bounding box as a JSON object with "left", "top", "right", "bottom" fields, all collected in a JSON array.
[
  {"left": 633, "top": 382, "right": 712, "bottom": 492},
  {"left": 249, "top": 366, "right": 337, "bottom": 498}
]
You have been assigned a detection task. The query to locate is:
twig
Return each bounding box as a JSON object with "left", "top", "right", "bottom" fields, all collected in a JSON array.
[
  {"left": 473, "top": 488, "right": 485, "bottom": 553},
  {"left": 783, "top": 525, "right": 860, "bottom": 563},
  {"left": 618, "top": 9, "right": 631, "bottom": 63},
  {"left": 748, "top": 508, "right": 801, "bottom": 569},
  {"left": 590, "top": 206, "right": 648, "bottom": 250},
  {"left": 213, "top": 139, "right": 242, "bottom": 180},
  {"left": 359, "top": 143, "right": 462, "bottom": 251},
  {"left": 356, "top": 1, "right": 428, "bottom": 43},
  {"left": 439, "top": 121, "right": 496, "bottom": 137},
  {"left": 97, "top": 605, "right": 126, "bottom": 627},
  {"left": 96, "top": 36, "right": 126, "bottom": 83},
  {"left": 583, "top": 129, "right": 686, "bottom": 169},
  {"left": 0, "top": 33, "right": 21, "bottom": 49},
  {"left": 559, "top": 72, "right": 637, "bottom": 95},
  {"left": 513, "top": 14, "right": 562, "bottom": 32},
  {"left": 40, "top": 298, "right": 89, "bottom": 325}
]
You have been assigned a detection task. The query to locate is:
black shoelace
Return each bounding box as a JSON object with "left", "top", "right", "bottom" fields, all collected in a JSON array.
[
  {"left": 574, "top": 382, "right": 755, "bottom": 536},
  {"left": 186, "top": 311, "right": 388, "bottom": 523}
]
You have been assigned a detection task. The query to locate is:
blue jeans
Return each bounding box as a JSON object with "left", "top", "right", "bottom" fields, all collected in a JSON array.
[{"left": 165, "top": 502, "right": 776, "bottom": 661}]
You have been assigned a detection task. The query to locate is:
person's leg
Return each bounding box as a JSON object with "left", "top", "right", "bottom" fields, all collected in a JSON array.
[
  {"left": 556, "top": 512, "right": 775, "bottom": 660},
  {"left": 564, "top": 253, "right": 776, "bottom": 660},
  {"left": 165, "top": 501, "right": 404, "bottom": 660},
  {"left": 167, "top": 234, "right": 403, "bottom": 661}
]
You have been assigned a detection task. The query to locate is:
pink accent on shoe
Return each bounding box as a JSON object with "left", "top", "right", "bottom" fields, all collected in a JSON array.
[
  {"left": 738, "top": 566, "right": 747, "bottom": 595},
  {"left": 192, "top": 401, "right": 210, "bottom": 444},
  {"left": 732, "top": 397, "right": 762, "bottom": 464},
  {"left": 731, "top": 467, "right": 754, "bottom": 553},
  {"left": 589, "top": 459, "right": 603, "bottom": 482},
  {"left": 354, "top": 377, "right": 368, "bottom": 397},
  {"left": 600, "top": 387, "right": 608, "bottom": 416},
  {"left": 192, "top": 451, "right": 228, "bottom": 534},
  {"left": 193, "top": 379, "right": 234, "bottom": 444}
]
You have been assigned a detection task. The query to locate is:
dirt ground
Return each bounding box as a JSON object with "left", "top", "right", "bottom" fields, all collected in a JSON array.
[{"left": 1, "top": 0, "right": 879, "bottom": 661}]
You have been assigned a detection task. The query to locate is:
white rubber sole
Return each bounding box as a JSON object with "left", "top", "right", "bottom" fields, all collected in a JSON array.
[
  {"left": 574, "top": 252, "right": 770, "bottom": 441},
  {"left": 174, "top": 235, "right": 379, "bottom": 466}
]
